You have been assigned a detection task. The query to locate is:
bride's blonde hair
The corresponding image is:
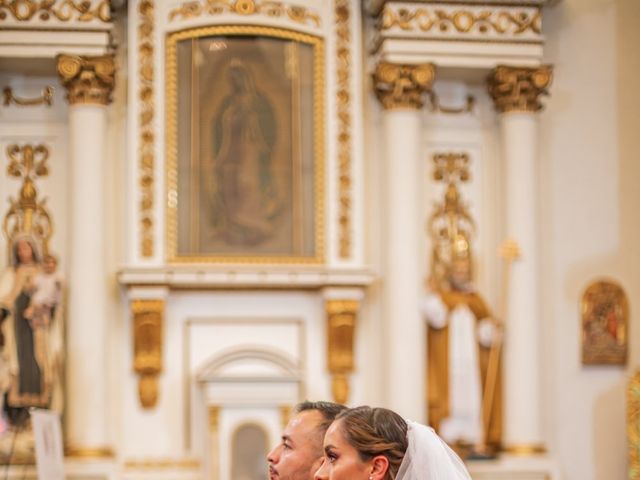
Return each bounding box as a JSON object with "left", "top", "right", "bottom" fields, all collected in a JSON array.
[{"left": 336, "top": 406, "right": 408, "bottom": 480}]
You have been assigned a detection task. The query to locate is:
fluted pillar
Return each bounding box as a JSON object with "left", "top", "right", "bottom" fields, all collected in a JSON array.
[
  {"left": 488, "top": 65, "right": 552, "bottom": 453},
  {"left": 373, "top": 62, "right": 434, "bottom": 421},
  {"left": 57, "top": 54, "right": 115, "bottom": 457}
]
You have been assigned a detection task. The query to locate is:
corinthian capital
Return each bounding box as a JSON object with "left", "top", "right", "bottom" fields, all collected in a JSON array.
[
  {"left": 57, "top": 54, "right": 116, "bottom": 106},
  {"left": 488, "top": 65, "right": 553, "bottom": 113},
  {"left": 373, "top": 62, "right": 435, "bottom": 110}
]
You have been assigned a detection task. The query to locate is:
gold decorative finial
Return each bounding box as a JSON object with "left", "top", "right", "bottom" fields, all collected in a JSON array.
[
  {"left": 2, "top": 144, "right": 53, "bottom": 255},
  {"left": 487, "top": 65, "right": 553, "bottom": 113},
  {"left": 373, "top": 62, "right": 435, "bottom": 110},
  {"left": 57, "top": 54, "right": 116, "bottom": 106}
]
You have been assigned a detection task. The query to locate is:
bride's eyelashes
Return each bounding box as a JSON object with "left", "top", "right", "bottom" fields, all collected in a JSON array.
[{"left": 324, "top": 447, "right": 338, "bottom": 463}]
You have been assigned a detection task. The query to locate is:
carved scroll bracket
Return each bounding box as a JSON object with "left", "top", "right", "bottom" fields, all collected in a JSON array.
[
  {"left": 131, "top": 298, "right": 165, "bottom": 409},
  {"left": 324, "top": 288, "right": 363, "bottom": 404}
]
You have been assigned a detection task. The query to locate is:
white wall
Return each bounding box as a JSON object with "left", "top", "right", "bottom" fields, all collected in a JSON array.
[{"left": 540, "top": 1, "right": 640, "bottom": 479}]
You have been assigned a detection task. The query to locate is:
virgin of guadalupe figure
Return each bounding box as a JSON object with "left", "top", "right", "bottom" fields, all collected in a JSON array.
[
  {"left": 0, "top": 236, "right": 63, "bottom": 425},
  {"left": 206, "top": 59, "right": 283, "bottom": 246}
]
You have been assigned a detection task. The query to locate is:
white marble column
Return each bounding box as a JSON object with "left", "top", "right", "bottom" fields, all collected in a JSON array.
[
  {"left": 373, "top": 63, "right": 434, "bottom": 421},
  {"left": 488, "top": 65, "right": 553, "bottom": 453},
  {"left": 57, "top": 54, "right": 115, "bottom": 457}
]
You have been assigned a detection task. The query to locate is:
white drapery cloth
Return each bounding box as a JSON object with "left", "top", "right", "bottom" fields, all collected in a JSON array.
[
  {"left": 397, "top": 421, "right": 472, "bottom": 480},
  {"left": 421, "top": 295, "right": 483, "bottom": 445}
]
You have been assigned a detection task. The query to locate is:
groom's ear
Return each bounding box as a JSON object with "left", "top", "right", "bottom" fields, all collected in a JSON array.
[{"left": 370, "top": 455, "right": 390, "bottom": 480}]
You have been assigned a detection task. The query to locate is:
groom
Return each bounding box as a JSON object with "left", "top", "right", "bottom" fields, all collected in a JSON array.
[{"left": 267, "top": 401, "right": 346, "bottom": 480}]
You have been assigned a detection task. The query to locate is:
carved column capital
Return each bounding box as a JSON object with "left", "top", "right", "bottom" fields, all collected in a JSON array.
[
  {"left": 57, "top": 54, "right": 116, "bottom": 106},
  {"left": 487, "top": 65, "right": 553, "bottom": 113},
  {"left": 373, "top": 62, "right": 435, "bottom": 110}
]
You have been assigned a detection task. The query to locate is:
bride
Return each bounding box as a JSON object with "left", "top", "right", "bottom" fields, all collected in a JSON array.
[{"left": 313, "top": 406, "right": 471, "bottom": 480}]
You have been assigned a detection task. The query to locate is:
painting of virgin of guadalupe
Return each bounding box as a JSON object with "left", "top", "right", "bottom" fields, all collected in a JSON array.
[
  {"left": 167, "top": 28, "right": 325, "bottom": 263},
  {"left": 208, "top": 60, "right": 281, "bottom": 247}
]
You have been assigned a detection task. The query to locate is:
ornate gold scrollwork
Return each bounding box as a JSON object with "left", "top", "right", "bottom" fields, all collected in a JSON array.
[
  {"left": 57, "top": 54, "right": 115, "bottom": 106},
  {"left": 0, "top": 0, "right": 111, "bottom": 23},
  {"left": 132, "top": 299, "right": 164, "bottom": 409},
  {"left": 326, "top": 299, "right": 359, "bottom": 404},
  {"left": 138, "top": 0, "right": 155, "bottom": 257},
  {"left": 124, "top": 458, "right": 201, "bottom": 470},
  {"left": 487, "top": 65, "right": 553, "bottom": 113},
  {"left": 3, "top": 86, "right": 54, "bottom": 107},
  {"left": 2, "top": 144, "right": 53, "bottom": 254},
  {"left": 168, "top": 0, "right": 321, "bottom": 27},
  {"left": 373, "top": 62, "right": 435, "bottom": 110},
  {"left": 335, "top": 0, "right": 351, "bottom": 259},
  {"left": 428, "top": 153, "right": 475, "bottom": 285},
  {"left": 380, "top": 6, "right": 541, "bottom": 36}
]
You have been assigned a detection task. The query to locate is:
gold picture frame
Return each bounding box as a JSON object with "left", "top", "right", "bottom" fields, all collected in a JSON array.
[
  {"left": 581, "top": 279, "right": 628, "bottom": 365},
  {"left": 166, "top": 26, "right": 325, "bottom": 264}
]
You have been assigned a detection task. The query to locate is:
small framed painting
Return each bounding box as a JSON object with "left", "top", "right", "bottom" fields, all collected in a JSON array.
[{"left": 581, "top": 279, "right": 628, "bottom": 365}]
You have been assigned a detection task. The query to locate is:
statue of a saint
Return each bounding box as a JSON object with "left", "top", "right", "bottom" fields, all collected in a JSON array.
[
  {"left": 422, "top": 234, "right": 502, "bottom": 456},
  {"left": 0, "top": 236, "right": 64, "bottom": 426}
]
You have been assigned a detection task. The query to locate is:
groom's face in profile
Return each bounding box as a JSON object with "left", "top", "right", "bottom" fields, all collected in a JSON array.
[{"left": 267, "top": 409, "right": 325, "bottom": 480}]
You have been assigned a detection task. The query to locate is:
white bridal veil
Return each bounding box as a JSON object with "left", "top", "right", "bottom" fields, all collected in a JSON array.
[{"left": 396, "top": 421, "right": 472, "bottom": 480}]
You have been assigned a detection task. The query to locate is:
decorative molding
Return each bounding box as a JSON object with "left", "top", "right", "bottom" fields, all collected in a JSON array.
[
  {"left": 124, "top": 458, "right": 201, "bottom": 470},
  {"left": 117, "top": 265, "right": 376, "bottom": 289},
  {"left": 3, "top": 86, "right": 54, "bottom": 107},
  {"left": 335, "top": 0, "right": 352, "bottom": 259},
  {"left": 65, "top": 446, "right": 114, "bottom": 458},
  {"left": 132, "top": 299, "right": 164, "bottom": 409},
  {"left": 168, "top": 0, "right": 321, "bottom": 27},
  {"left": 2, "top": 144, "right": 53, "bottom": 254},
  {"left": 57, "top": 54, "right": 115, "bottom": 106},
  {"left": 487, "top": 65, "right": 552, "bottom": 113},
  {"left": 502, "top": 443, "right": 547, "bottom": 456},
  {"left": 379, "top": 5, "right": 541, "bottom": 37},
  {"left": 372, "top": 62, "right": 434, "bottom": 110},
  {"left": 0, "top": 0, "right": 111, "bottom": 23},
  {"left": 138, "top": 0, "right": 155, "bottom": 258},
  {"left": 326, "top": 299, "right": 359, "bottom": 404},
  {"left": 629, "top": 370, "right": 640, "bottom": 480}
]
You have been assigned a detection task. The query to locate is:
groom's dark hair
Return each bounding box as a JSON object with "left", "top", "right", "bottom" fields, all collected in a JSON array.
[{"left": 295, "top": 400, "right": 347, "bottom": 438}]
